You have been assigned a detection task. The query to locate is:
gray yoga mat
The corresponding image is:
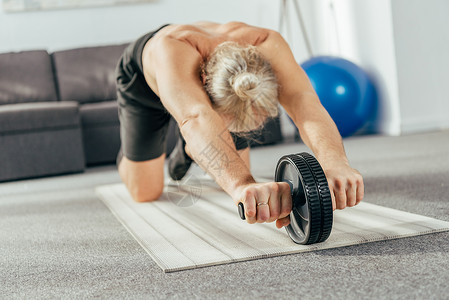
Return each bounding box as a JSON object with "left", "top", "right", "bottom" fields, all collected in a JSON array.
[{"left": 96, "top": 176, "right": 449, "bottom": 273}]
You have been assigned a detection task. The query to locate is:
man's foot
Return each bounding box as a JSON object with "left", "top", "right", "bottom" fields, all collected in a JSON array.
[{"left": 168, "top": 132, "right": 193, "bottom": 181}]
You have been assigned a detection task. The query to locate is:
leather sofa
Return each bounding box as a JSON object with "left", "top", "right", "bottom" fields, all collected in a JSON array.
[
  {"left": 52, "top": 44, "right": 127, "bottom": 166},
  {"left": 0, "top": 44, "right": 131, "bottom": 182}
]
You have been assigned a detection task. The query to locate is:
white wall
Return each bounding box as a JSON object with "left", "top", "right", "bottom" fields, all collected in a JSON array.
[
  {"left": 391, "top": 0, "right": 449, "bottom": 133},
  {"left": 2, "top": 0, "right": 448, "bottom": 136},
  {"left": 0, "top": 0, "right": 279, "bottom": 52},
  {"left": 306, "top": 0, "right": 449, "bottom": 135},
  {"left": 306, "top": 0, "right": 401, "bottom": 136}
]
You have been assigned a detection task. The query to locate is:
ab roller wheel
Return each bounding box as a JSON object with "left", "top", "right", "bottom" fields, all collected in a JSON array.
[
  {"left": 238, "top": 152, "right": 333, "bottom": 245},
  {"left": 277, "top": 153, "right": 333, "bottom": 244}
]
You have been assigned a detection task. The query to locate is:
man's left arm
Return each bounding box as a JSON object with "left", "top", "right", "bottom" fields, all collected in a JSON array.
[
  {"left": 259, "top": 30, "right": 364, "bottom": 210},
  {"left": 288, "top": 91, "right": 364, "bottom": 210}
]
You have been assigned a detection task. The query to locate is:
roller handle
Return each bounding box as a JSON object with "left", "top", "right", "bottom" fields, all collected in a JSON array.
[
  {"left": 237, "top": 180, "right": 293, "bottom": 221},
  {"left": 238, "top": 202, "right": 246, "bottom": 220}
]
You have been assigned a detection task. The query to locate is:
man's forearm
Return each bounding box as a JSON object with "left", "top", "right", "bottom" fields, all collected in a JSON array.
[
  {"left": 180, "top": 110, "right": 255, "bottom": 198},
  {"left": 292, "top": 94, "right": 349, "bottom": 167}
]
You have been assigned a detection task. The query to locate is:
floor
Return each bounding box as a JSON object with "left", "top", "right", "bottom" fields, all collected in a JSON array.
[{"left": 1, "top": 130, "right": 448, "bottom": 299}]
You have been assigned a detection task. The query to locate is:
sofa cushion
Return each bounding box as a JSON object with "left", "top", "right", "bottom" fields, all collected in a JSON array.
[
  {"left": 79, "top": 101, "right": 120, "bottom": 165},
  {"left": 0, "top": 101, "right": 84, "bottom": 182},
  {"left": 0, "top": 50, "right": 58, "bottom": 105},
  {"left": 52, "top": 44, "right": 128, "bottom": 104},
  {"left": 0, "top": 102, "right": 79, "bottom": 134},
  {"left": 79, "top": 101, "right": 118, "bottom": 126}
]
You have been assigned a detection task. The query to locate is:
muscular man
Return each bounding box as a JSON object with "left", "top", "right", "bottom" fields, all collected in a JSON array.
[{"left": 115, "top": 22, "right": 364, "bottom": 229}]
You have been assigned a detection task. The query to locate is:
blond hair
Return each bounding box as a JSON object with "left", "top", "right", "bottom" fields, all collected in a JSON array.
[{"left": 203, "top": 42, "right": 279, "bottom": 133}]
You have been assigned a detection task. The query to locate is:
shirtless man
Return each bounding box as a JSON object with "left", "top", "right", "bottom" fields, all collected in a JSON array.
[{"left": 115, "top": 22, "right": 364, "bottom": 229}]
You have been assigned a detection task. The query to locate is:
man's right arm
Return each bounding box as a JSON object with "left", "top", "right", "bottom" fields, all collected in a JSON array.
[
  {"left": 148, "top": 36, "right": 255, "bottom": 198},
  {"left": 146, "top": 36, "right": 292, "bottom": 226}
]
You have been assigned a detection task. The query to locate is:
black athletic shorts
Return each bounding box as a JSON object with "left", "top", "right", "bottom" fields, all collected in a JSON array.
[{"left": 116, "top": 25, "right": 249, "bottom": 162}]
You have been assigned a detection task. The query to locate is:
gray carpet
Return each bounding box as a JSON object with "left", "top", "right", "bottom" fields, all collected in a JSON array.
[{"left": 1, "top": 130, "right": 449, "bottom": 299}]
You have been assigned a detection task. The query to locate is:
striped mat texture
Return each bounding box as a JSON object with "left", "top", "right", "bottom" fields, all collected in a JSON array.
[{"left": 96, "top": 178, "right": 449, "bottom": 273}]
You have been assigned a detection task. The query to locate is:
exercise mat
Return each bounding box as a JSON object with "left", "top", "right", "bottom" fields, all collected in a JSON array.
[{"left": 96, "top": 177, "right": 449, "bottom": 273}]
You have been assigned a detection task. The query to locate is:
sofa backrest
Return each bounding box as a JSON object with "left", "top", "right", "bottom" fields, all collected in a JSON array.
[
  {"left": 0, "top": 50, "right": 58, "bottom": 105},
  {"left": 52, "top": 44, "right": 128, "bottom": 104}
]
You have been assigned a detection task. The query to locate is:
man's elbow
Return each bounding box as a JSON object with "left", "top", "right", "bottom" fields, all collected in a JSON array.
[{"left": 179, "top": 106, "right": 215, "bottom": 135}]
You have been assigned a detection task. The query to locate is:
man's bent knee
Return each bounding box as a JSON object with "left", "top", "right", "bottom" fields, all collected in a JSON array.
[
  {"left": 125, "top": 173, "right": 165, "bottom": 203},
  {"left": 118, "top": 154, "right": 166, "bottom": 203},
  {"left": 132, "top": 186, "right": 164, "bottom": 203}
]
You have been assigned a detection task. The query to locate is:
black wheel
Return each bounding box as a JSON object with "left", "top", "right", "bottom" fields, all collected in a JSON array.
[
  {"left": 275, "top": 152, "right": 333, "bottom": 244},
  {"left": 297, "top": 153, "right": 333, "bottom": 243}
]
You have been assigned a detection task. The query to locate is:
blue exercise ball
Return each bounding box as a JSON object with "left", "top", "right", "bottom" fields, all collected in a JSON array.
[{"left": 301, "top": 56, "right": 377, "bottom": 137}]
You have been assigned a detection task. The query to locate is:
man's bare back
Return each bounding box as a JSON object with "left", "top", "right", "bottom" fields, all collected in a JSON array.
[{"left": 141, "top": 22, "right": 272, "bottom": 98}]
